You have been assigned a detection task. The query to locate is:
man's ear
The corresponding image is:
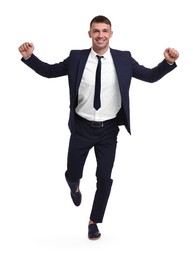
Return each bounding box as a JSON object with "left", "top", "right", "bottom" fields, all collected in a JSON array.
[{"left": 88, "top": 31, "right": 91, "bottom": 38}]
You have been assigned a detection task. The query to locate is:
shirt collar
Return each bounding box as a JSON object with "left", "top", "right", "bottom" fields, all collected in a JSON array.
[{"left": 91, "top": 48, "right": 111, "bottom": 60}]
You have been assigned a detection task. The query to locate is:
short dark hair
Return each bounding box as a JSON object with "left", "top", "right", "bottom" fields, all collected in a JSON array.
[{"left": 90, "top": 15, "right": 112, "bottom": 28}]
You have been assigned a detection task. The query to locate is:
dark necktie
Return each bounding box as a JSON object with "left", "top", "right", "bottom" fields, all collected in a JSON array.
[{"left": 94, "top": 55, "right": 103, "bottom": 110}]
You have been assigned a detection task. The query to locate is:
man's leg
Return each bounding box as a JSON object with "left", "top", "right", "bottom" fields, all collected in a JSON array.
[
  {"left": 90, "top": 123, "right": 119, "bottom": 223},
  {"left": 65, "top": 127, "right": 92, "bottom": 206}
]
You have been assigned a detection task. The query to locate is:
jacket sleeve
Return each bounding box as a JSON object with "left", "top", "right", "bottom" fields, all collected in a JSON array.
[
  {"left": 21, "top": 54, "right": 68, "bottom": 78},
  {"left": 131, "top": 57, "right": 177, "bottom": 83}
]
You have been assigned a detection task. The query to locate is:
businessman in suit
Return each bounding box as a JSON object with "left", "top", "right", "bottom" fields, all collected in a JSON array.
[{"left": 18, "top": 15, "right": 179, "bottom": 240}]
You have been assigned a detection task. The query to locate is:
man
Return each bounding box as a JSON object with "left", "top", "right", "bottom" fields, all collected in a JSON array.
[{"left": 18, "top": 15, "right": 179, "bottom": 240}]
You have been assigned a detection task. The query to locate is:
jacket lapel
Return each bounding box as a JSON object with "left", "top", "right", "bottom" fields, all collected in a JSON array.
[
  {"left": 75, "top": 49, "right": 91, "bottom": 94},
  {"left": 110, "top": 48, "right": 125, "bottom": 96}
]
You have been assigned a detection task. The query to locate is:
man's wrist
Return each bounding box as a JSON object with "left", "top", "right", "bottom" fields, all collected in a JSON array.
[
  {"left": 165, "top": 59, "right": 174, "bottom": 65},
  {"left": 23, "top": 55, "right": 32, "bottom": 60}
]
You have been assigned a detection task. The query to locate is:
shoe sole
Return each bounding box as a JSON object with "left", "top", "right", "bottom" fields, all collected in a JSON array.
[{"left": 88, "top": 235, "right": 101, "bottom": 240}]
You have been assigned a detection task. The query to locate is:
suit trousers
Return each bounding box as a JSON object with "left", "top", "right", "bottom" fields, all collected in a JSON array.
[{"left": 65, "top": 113, "right": 119, "bottom": 223}]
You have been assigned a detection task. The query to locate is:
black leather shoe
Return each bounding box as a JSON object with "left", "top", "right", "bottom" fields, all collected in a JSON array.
[
  {"left": 88, "top": 224, "right": 101, "bottom": 240},
  {"left": 65, "top": 172, "right": 81, "bottom": 206},
  {"left": 70, "top": 189, "right": 82, "bottom": 206}
]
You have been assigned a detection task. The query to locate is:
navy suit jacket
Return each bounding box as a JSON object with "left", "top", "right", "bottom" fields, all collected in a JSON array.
[{"left": 22, "top": 48, "right": 177, "bottom": 134}]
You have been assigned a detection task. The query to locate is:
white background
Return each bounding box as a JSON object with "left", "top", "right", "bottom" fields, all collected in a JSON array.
[{"left": 0, "top": 0, "right": 193, "bottom": 259}]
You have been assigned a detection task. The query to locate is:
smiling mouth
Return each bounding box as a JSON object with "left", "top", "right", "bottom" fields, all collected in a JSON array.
[{"left": 97, "top": 39, "right": 105, "bottom": 44}]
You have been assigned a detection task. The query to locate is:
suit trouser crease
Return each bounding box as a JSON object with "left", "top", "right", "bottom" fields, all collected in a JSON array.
[{"left": 65, "top": 115, "right": 119, "bottom": 223}]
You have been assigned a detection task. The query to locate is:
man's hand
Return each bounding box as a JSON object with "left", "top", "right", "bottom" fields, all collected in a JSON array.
[
  {"left": 18, "top": 42, "right": 34, "bottom": 59},
  {"left": 164, "top": 47, "right": 179, "bottom": 64}
]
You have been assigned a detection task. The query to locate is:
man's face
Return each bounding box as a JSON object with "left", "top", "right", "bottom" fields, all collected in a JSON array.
[{"left": 88, "top": 22, "right": 113, "bottom": 54}]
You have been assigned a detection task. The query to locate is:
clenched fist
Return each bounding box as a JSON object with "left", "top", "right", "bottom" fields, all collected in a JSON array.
[
  {"left": 164, "top": 47, "right": 179, "bottom": 64},
  {"left": 18, "top": 42, "right": 34, "bottom": 59}
]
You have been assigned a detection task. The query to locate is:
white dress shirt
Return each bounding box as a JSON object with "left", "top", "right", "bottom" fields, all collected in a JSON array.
[{"left": 75, "top": 48, "right": 122, "bottom": 121}]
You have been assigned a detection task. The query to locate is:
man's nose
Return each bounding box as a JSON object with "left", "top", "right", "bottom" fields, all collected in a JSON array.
[{"left": 98, "top": 31, "right": 103, "bottom": 37}]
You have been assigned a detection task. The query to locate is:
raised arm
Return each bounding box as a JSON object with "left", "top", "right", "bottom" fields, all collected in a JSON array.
[{"left": 18, "top": 42, "right": 68, "bottom": 78}]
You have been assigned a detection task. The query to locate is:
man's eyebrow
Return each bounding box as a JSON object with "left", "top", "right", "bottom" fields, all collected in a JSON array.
[{"left": 92, "top": 28, "right": 110, "bottom": 31}]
